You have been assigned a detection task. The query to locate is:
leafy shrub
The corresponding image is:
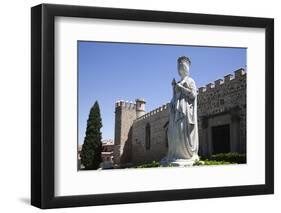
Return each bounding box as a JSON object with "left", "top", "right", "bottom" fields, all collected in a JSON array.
[
  {"left": 135, "top": 154, "right": 245, "bottom": 168},
  {"left": 136, "top": 161, "right": 161, "bottom": 168},
  {"left": 210, "top": 152, "right": 246, "bottom": 164},
  {"left": 136, "top": 161, "right": 176, "bottom": 168},
  {"left": 193, "top": 160, "right": 234, "bottom": 166}
]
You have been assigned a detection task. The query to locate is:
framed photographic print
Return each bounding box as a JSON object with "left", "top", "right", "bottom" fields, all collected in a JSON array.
[{"left": 31, "top": 3, "right": 274, "bottom": 209}]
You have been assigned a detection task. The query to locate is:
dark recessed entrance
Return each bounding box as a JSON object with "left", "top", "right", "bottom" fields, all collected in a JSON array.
[{"left": 212, "top": 124, "right": 230, "bottom": 154}]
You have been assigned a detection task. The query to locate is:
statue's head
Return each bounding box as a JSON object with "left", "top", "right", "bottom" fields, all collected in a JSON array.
[{"left": 177, "top": 56, "right": 191, "bottom": 78}]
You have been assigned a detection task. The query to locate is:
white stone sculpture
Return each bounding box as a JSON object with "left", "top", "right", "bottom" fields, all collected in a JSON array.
[{"left": 162, "top": 56, "right": 199, "bottom": 166}]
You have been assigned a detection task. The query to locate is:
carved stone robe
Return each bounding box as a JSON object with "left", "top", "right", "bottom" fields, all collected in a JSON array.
[{"left": 166, "top": 77, "right": 199, "bottom": 162}]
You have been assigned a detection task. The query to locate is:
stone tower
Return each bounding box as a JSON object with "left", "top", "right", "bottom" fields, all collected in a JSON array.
[
  {"left": 113, "top": 100, "right": 137, "bottom": 165},
  {"left": 136, "top": 99, "right": 146, "bottom": 118}
]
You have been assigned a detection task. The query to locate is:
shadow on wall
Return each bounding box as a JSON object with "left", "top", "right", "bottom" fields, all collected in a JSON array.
[{"left": 120, "top": 127, "right": 133, "bottom": 164}]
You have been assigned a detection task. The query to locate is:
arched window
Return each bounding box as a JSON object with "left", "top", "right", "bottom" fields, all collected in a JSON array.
[
  {"left": 165, "top": 128, "right": 169, "bottom": 148},
  {"left": 145, "top": 123, "right": 151, "bottom": 150}
]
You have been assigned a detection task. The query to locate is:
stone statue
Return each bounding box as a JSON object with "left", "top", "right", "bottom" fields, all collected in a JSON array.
[{"left": 162, "top": 56, "right": 199, "bottom": 166}]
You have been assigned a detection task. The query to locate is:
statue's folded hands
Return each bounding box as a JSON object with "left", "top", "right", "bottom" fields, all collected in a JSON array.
[{"left": 176, "top": 81, "right": 196, "bottom": 99}]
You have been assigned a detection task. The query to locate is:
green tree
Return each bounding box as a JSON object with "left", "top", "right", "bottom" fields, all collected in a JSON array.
[{"left": 80, "top": 101, "right": 102, "bottom": 170}]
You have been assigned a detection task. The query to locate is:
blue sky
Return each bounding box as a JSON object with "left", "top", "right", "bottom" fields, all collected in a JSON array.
[{"left": 78, "top": 41, "right": 246, "bottom": 144}]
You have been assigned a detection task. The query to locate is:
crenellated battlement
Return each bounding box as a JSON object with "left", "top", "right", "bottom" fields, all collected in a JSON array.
[
  {"left": 115, "top": 100, "right": 136, "bottom": 109},
  {"left": 197, "top": 68, "right": 246, "bottom": 94},
  {"left": 135, "top": 103, "right": 169, "bottom": 122},
  {"left": 130, "top": 68, "right": 246, "bottom": 124}
]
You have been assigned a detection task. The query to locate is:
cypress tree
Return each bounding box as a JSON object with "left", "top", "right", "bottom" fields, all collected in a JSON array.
[{"left": 80, "top": 101, "right": 102, "bottom": 170}]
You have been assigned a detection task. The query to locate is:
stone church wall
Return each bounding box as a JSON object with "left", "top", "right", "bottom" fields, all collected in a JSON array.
[
  {"left": 131, "top": 104, "right": 169, "bottom": 164},
  {"left": 197, "top": 68, "right": 246, "bottom": 156}
]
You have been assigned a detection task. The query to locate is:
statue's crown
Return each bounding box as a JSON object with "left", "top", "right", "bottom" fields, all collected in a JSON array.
[{"left": 177, "top": 56, "right": 191, "bottom": 65}]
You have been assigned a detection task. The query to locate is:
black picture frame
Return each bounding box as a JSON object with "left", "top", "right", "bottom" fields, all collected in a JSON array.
[{"left": 31, "top": 3, "right": 274, "bottom": 209}]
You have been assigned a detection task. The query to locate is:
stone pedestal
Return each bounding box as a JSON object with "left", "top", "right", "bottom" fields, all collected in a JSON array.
[{"left": 160, "top": 155, "right": 199, "bottom": 167}]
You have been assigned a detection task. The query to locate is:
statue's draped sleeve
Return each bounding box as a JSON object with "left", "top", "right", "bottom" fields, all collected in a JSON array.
[
  {"left": 176, "top": 79, "right": 197, "bottom": 124},
  {"left": 181, "top": 80, "right": 197, "bottom": 99}
]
